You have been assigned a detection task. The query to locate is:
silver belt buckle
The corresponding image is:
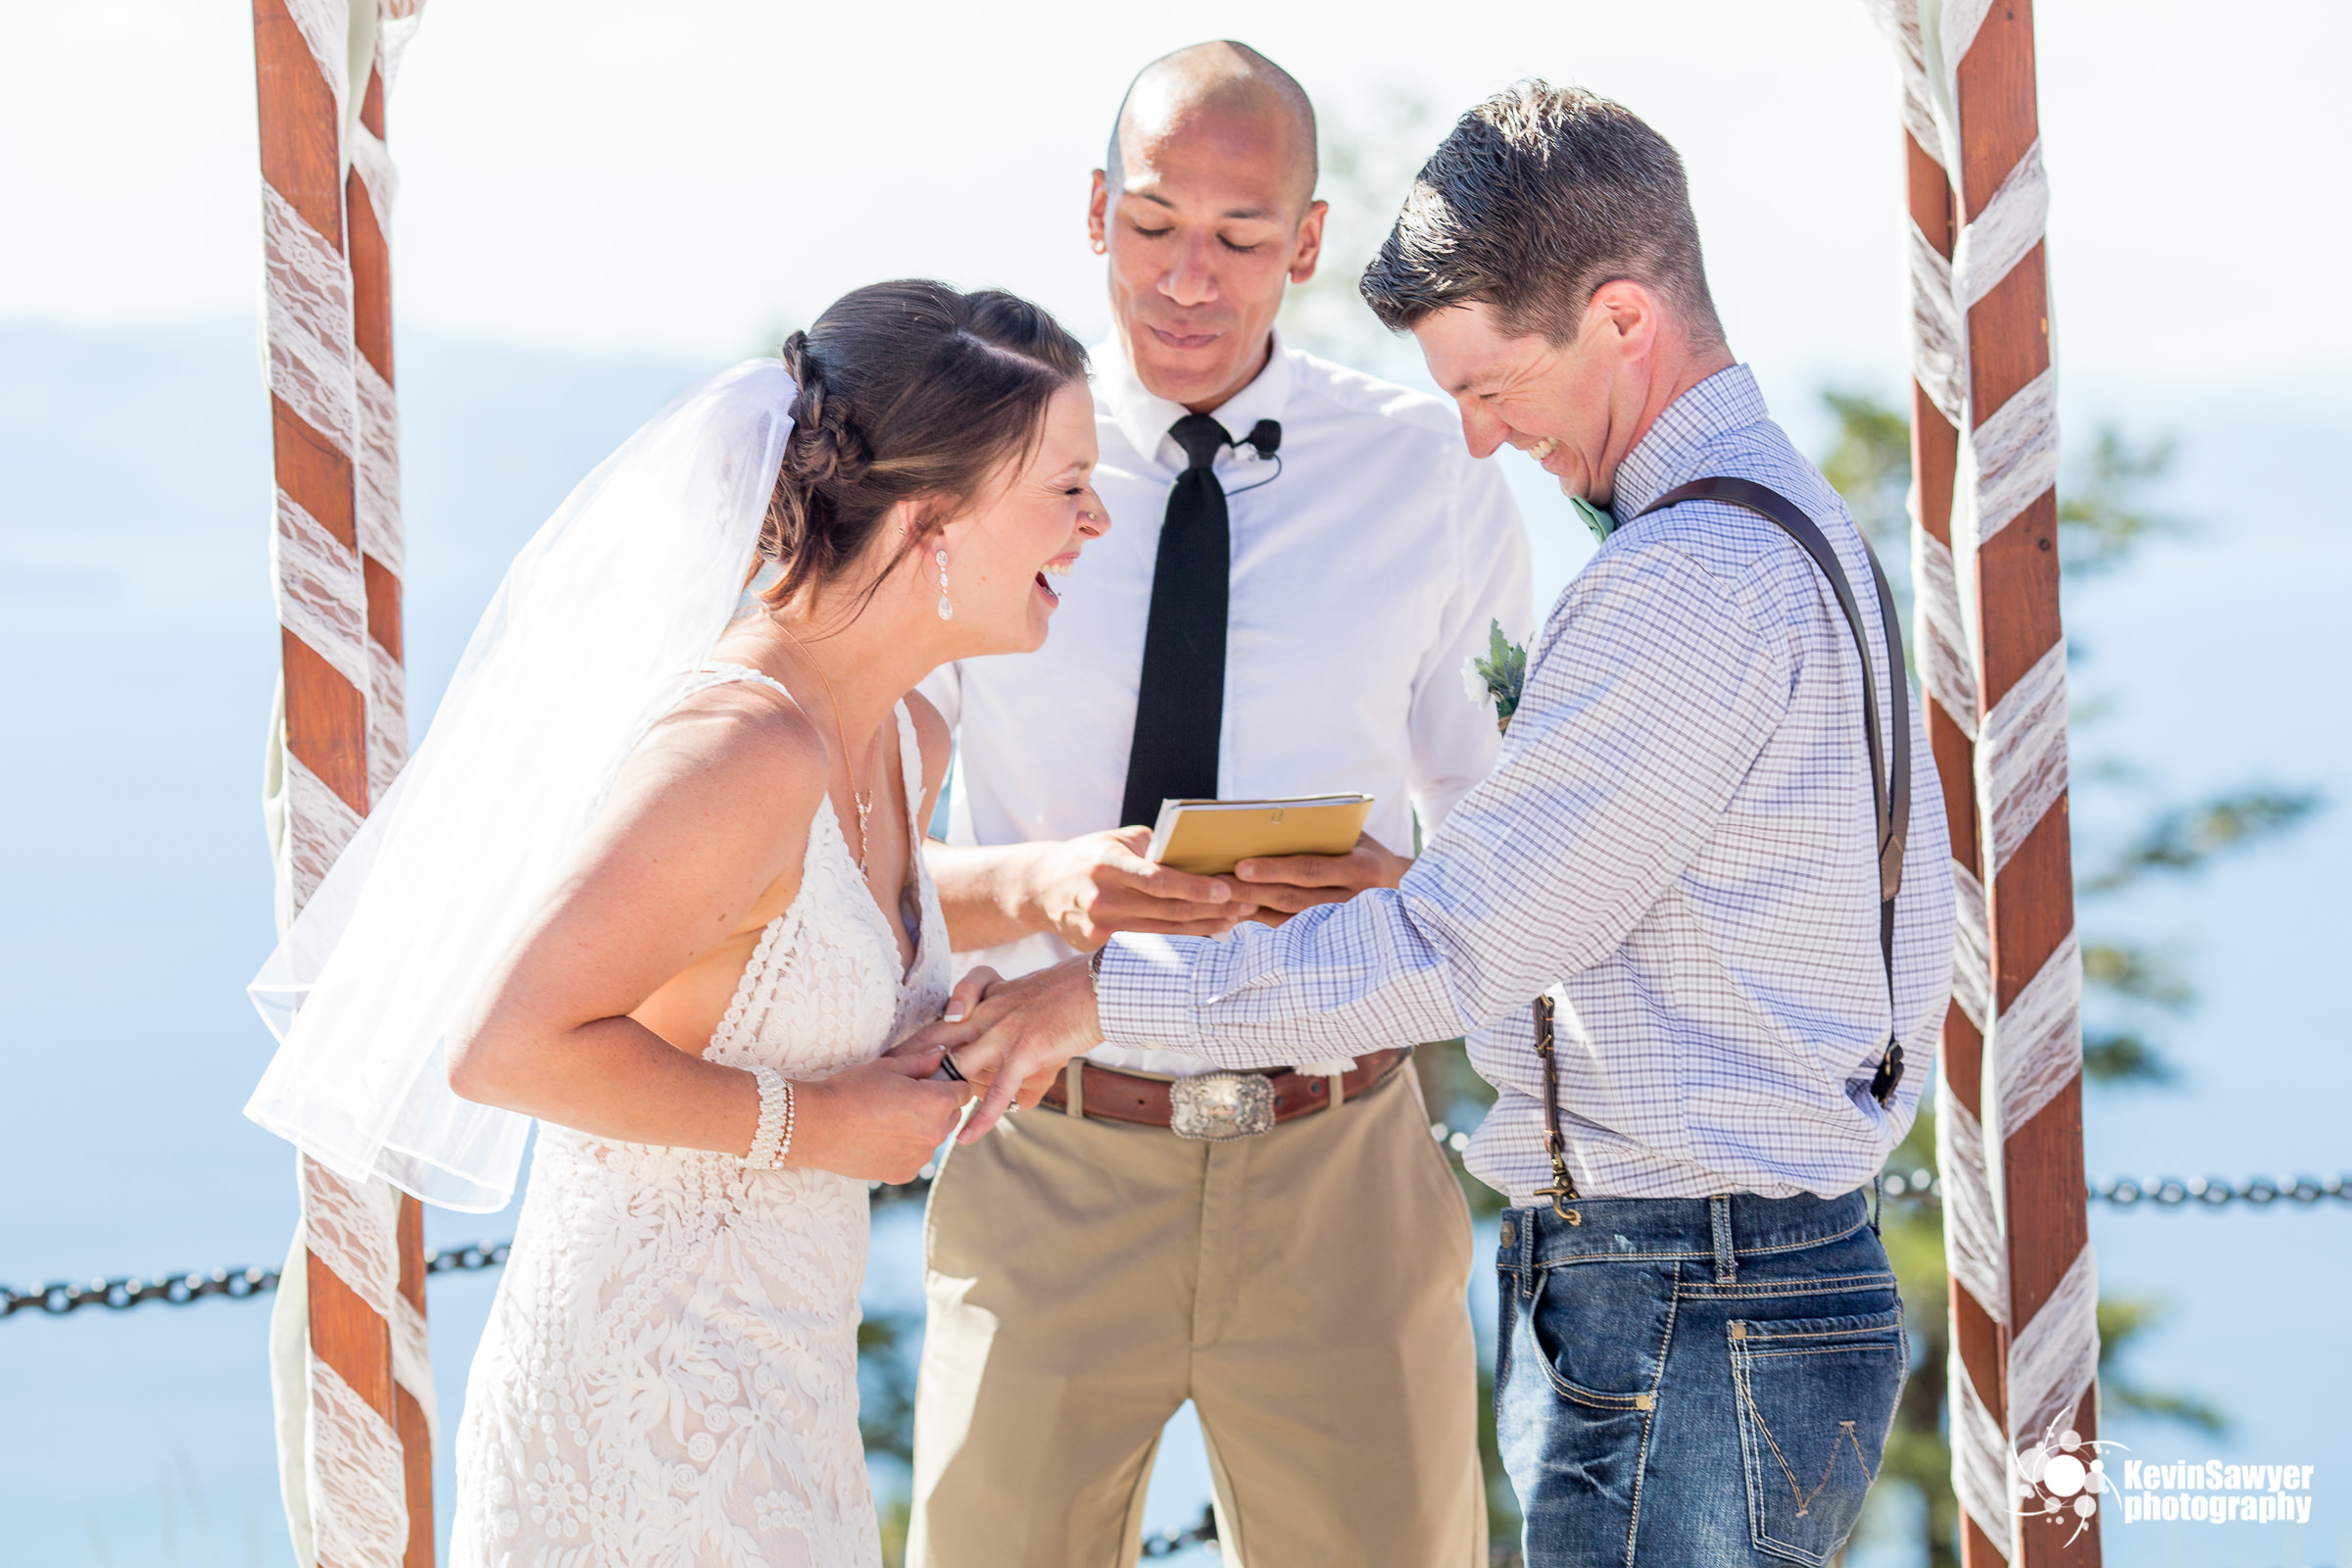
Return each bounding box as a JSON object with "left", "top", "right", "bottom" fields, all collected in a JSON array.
[{"left": 1168, "top": 1072, "right": 1275, "bottom": 1141}]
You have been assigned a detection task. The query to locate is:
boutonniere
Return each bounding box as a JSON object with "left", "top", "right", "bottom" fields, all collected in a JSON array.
[{"left": 1462, "top": 618, "right": 1529, "bottom": 736}]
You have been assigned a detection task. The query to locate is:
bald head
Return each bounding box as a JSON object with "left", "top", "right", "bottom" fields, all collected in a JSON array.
[
  {"left": 1105, "top": 40, "right": 1317, "bottom": 209},
  {"left": 1090, "top": 41, "right": 1328, "bottom": 412}
]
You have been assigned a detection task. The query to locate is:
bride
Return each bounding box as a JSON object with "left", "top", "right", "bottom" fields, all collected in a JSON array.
[{"left": 244, "top": 279, "right": 1102, "bottom": 1567}]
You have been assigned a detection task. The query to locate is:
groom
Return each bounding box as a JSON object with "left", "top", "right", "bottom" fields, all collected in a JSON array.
[
  {"left": 924, "top": 84, "right": 1959, "bottom": 1566},
  {"left": 910, "top": 40, "right": 1529, "bottom": 1568}
]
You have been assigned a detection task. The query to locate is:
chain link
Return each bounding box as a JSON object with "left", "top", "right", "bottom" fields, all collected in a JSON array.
[
  {"left": 1137, "top": 1504, "right": 1219, "bottom": 1558},
  {"left": 10, "top": 1154, "right": 2344, "bottom": 1325},
  {"left": 1875, "top": 1167, "right": 2352, "bottom": 1208},
  {"left": 1412, "top": 1122, "right": 2351, "bottom": 1213},
  {"left": 424, "top": 1241, "right": 513, "bottom": 1275},
  {"left": 0, "top": 1264, "right": 281, "bottom": 1321},
  {"left": 1, "top": 1240, "right": 511, "bottom": 1323}
]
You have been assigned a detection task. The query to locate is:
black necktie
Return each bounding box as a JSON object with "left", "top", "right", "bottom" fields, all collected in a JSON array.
[{"left": 1119, "top": 413, "right": 1237, "bottom": 828}]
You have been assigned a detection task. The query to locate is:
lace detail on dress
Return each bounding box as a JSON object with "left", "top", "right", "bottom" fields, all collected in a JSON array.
[{"left": 453, "top": 671, "right": 949, "bottom": 1568}]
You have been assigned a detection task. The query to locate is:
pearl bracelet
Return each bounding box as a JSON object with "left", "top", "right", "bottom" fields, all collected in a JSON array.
[{"left": 743, "top": 1065, "right": 795, "bottom": 1170}]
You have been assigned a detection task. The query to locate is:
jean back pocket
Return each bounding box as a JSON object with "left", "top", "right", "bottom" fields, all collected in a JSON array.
[{"left": 1729, "top": 1305, "right": 1905, "bottom": 1565}]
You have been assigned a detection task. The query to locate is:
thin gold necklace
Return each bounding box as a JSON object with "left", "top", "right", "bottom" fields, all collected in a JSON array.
[{"left": 777, "top": 623, "right": 880, "bottom": 877}]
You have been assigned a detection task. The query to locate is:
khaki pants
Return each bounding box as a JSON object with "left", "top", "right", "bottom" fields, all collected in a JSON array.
[{"left": 907, "top": 1065, "right": 1486, "bottom": 1568}]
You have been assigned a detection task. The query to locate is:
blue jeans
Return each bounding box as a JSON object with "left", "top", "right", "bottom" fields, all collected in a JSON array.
[{"left": 1494, "top": 1189, "right": 1906, "bottom": 1567}]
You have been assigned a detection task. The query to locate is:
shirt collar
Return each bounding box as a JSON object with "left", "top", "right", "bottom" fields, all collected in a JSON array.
[
  {"left": 1095, "top": 327, "right": 1296, "bottom": 470},
  {"left": 1607, "top": 364, "right": 1770, "bottom": 520}
]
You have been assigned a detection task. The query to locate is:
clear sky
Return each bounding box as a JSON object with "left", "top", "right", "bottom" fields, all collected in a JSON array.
[{"left": 4, "top": 0, "right": 2347, "bottom": 397}]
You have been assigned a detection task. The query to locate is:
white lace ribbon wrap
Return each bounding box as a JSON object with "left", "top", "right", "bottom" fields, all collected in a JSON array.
[
  {"left": 1937, "top": 1092, "right": 2006, "bottom": 1331},
  {"left": 261, "top": 0, "right": 416, "bottom": 900},
  {"left": 273, "top": 486, "right": 372, "bottom": 704},
  {"left": 1948, "top": 861, "right": 1990, "bottom": 1032},
  {"left": 1948, "top": 1330, "right": 2014, "bottom": 1548},
  {"left": 1912, "top": 522, "right": 1978, "bottom": 739},
  {"left": 262, "top": 184, "right": 359, "bottom": 460},
  {"left": 2008, "top": 1242, "right": 2100, "bottom": 1454},
  {"left": 354, "top": 349, "right": 408, "bottom": 804},
  {"left": 1977, "top": 638, "right": 2070, "bottom": 876},
  {"left": 1870, "top": 0, "right": 2093, "bottom": 1556},
  {"left": 257, "top": 13, "right": 430, "bottom": 1568},
  {"left": 308, "top": 1353, "right": 408, "bottom": 1568}
]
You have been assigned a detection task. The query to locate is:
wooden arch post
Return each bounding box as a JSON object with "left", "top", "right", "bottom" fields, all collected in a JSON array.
[
  {"left": 1885, "top": 0, "right": 2100, "bottom": 1563},
  {"left": 253, "top": 1, "right": 432, "bottom": 1563}
]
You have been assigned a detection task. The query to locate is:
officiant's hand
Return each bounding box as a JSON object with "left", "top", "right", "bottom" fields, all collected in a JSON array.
[
  {"left": 1023, "top": 826, "right": 1258, "bottom": 947},
  {"left": 900, "top": 958, "right": 1103, "bottom": 1142},
  {"left": 1230, "top": 832, "right": 1411, "bottom": 924}
]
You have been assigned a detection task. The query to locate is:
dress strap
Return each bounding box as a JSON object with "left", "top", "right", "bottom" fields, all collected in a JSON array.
[
  {"left": 891, "top": 700, "right": 926, "bottom": 853},
  {"left": 688, "top": 662, "right": 800, "bottom": 707}
]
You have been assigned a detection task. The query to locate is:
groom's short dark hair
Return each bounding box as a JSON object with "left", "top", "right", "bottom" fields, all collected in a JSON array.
[{"left": 1361, "top": 82, "right": 1724, "bottom": 348}]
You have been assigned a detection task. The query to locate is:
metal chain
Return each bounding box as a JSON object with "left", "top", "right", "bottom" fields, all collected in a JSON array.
[
  {"left": 11, "top": 1152, "right": 2344, "bottom": 1324},
  {"left": 0, "top": 1264, "right": 280, "bottom": 1320},
  {"left": 1416, "top": 1121, "right": 2350, "bottom": 1212},
  {"left": 1137, "top": 1504, "right": 1219, "bottom": 1558},
  {"left": 1875, "top": 1166, "right": 2352, "bottom": 1208},
  {"left": 0, "top": 1240, "right": 510, "bottom": 1323}
]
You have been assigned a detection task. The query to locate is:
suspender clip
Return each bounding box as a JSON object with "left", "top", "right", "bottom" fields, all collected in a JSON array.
[
  {"left": 1869, "top": 1042, "right": 1905, "bottom": 1108},
  {"left": 1531, "top": 995, "right": 1583, "bottom": 1222}
]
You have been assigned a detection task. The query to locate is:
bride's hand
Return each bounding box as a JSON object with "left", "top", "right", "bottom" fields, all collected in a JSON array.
[
  {"left": 788, "top": 1049, "right": 972, "bottom": 1184},
  {"left": 889, "top": 966, "right": 1002, "bottom": 1075},
  {"left": 908, "top": 956, "right": 1103, "bottom": 1143}
]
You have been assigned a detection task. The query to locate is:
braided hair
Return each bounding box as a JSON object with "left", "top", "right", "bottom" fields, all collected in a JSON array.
[{"left": 760, "top": 280, "right": 1088, "bottom": 611}]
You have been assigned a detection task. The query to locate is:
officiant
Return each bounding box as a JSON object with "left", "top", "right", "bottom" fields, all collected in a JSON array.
[{"left": 909, "top": 40, "right": 1530, "bottom": 1568}]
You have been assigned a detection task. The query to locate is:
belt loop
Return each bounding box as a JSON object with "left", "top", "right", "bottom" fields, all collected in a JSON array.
[
  {"left": 1519, "top": 1207, "right": 1538, "bottom": 1299},
  {"left": 1871, "top": 1175, "right": 1885, "bottom": 1236},
  {"left": 1710, "top": 1196, "right": 1737, "bottom": 1286},
  {"left": 1063, "top": 1057, "right": 1085, "bottom": 1119},
  {"left": 1325, "top": 1070, "right": 1347, "bottom": 1112}
]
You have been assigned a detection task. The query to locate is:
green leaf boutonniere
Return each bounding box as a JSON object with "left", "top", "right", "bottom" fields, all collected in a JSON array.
[{"left": 1462, "top": 618, "right": 1529, "bottom": 736}]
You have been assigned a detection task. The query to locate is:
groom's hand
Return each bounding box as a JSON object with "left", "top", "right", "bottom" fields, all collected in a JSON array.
[
  {"left": 1023, "top": 826, "right": 1257, "bottom": 947},
  {"left": 1231, "top": 832, "right": 1411, "bottom": 924},
  {"left": 904, "top": 956, "right": 1103, "bottom": 1143}
]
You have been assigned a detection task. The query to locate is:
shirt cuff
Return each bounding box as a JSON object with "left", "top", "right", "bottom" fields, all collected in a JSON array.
[{"left": 1095, "top": 934, "right": 1203, "bottom": 1052}]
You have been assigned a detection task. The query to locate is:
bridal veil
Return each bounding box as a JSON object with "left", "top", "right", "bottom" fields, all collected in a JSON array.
[{"left": 247, "top": 360, "right": 797, "bottom": 1211}]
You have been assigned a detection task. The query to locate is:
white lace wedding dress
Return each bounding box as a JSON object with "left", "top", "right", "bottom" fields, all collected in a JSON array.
[{"left": 452, "top": 669, "right": 950, "bottom": 1568}]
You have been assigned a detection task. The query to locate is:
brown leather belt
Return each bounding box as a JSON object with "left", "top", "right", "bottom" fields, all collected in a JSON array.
[{"left": 1040, "top": 1048, "right": 1411, "bottom": 1133}]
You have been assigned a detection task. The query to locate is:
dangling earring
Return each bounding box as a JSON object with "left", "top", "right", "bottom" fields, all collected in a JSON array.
[{"left": 935, "top": 549, "right": 954, "bottom": 620}]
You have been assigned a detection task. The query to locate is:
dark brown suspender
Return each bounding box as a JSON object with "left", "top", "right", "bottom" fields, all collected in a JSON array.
[{"left": 1527, "top": 477, "right": 1912, "bottom": 1219}]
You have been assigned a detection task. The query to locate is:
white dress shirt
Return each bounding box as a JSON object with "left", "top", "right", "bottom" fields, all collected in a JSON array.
[
  {"left": 921, "top": 331, "right": 1534, "bottom": 1075},
  {"left": 1096, "top": 366, "right": 1957, "bottom": 1198}
]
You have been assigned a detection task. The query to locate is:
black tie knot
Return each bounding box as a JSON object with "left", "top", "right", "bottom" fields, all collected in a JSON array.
[{"left": 1168, "top": 413, "right": 1231, "bottom": 472}]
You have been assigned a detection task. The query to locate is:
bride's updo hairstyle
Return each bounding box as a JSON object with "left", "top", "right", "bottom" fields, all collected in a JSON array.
[{"left": 760, "top": 279, "right": 1088, "bottom": 610}]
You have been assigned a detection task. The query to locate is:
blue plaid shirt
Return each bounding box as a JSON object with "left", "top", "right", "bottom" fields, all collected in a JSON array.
[{"left": 1097, "top": 366, "right": 1955, "bottom": 1203}]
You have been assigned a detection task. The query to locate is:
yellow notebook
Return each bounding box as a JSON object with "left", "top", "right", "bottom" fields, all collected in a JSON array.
[{"left": 1144, "top": 795, "right": 1375, "bottom": 876}]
